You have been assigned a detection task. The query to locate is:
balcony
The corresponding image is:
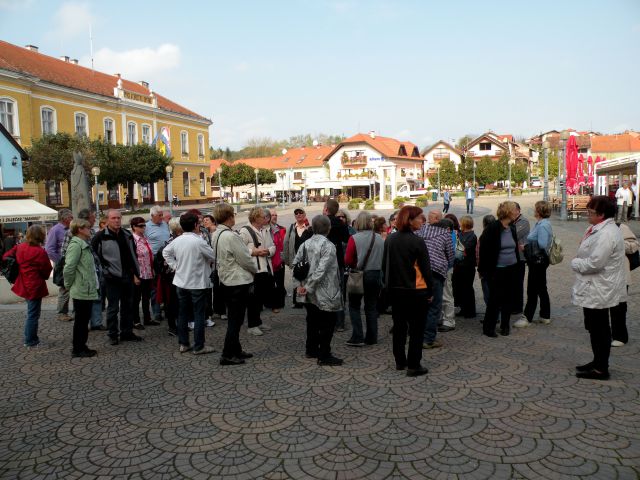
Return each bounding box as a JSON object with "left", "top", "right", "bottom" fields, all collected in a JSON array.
[{"left": 342, "top": 155, "right": 368, "bottom": 166}]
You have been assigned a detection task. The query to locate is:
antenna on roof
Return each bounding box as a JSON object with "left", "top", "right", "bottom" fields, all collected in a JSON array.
[{"left": 89, "top": 23, "right": 94, "bottom": 71}]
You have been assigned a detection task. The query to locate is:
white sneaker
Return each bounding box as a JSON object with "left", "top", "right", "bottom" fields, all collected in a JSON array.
[
  {"left": 206, "top": 319, "right": 215, "bottom": 327},
  {"left": 539, "top": 318, "right": 551, "bottom": 325},
  {"left": 188, "top": 322, "right": 194, "bottom": 330},
  {"left": 221, "top": 314, "right": 228, "bottom": 320},
  {"left": 513, "top": 316, "right": 530, "bottom": 328},
  {"left": 247, "top": 327, "right": 264, "bottom": 336},
  {"left": 611, "top": 340, "right": 625, "bottom": 347},
  {"left": 259, "top": 323, "right": 272, "bottom": 331}
]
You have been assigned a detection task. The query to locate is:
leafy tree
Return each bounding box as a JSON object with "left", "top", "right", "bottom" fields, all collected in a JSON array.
[
  {"left": 511, "top": 163, "right": 529, "bottom": 185},
  {"left": 24, "top": 133, "right": 93, "bottom": 201},
  {"left": 219, "top": 163, "right": 276, "bottom": 196},
  {"left": 456, "top": 134, "right": 476, "bottom": 151},
  {"left": 475, "top": 156, "right": 499, "bottom": 186},
  {"left": 426, "top": 158, "right": 459, "bottom": 189}
]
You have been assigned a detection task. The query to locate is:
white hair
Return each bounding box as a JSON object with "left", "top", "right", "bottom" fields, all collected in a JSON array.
[{"left": 150, "top": 205, "right": 163, "bottom": 216}]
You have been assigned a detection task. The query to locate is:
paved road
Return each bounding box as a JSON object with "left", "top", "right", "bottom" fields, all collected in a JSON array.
[{"left": 1, "top": 194, "right": 639, "bottom": 479}]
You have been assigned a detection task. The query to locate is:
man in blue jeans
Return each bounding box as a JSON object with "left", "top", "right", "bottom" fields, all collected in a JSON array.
[
  {"left": 415, "top": 209, "right": 453, "bottom": 349},
  {"left": 162, "top": 212, "right": 216, "bottom": 355}
]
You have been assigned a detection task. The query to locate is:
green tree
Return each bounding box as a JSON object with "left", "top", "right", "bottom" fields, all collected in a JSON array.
[
  {"left": 475, "top": 156, "right": 499, "bottom": 186},
  {"left": 24, "top": 132, "right": 93, "bottom": 201},
  {"left": 426, "top": 158, "right": 459, "bottom": 188},
  {"left": 219, "top": 163, "right": 275, "bottom": 197},
  {"left": 456, "top": 134, "right": 477, "bottom": 151}
]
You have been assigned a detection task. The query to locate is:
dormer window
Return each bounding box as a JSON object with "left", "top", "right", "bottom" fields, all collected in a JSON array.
[
  {"left": 398, "top": 145, "right": 407, "bottom": 156},
  {"left": 479, "top": 142, "right": 491, "bottom": 151}
]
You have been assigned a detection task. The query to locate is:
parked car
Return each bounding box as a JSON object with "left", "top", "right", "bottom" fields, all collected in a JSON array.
[{"left": 530, "top": 177, "right": 542, "bottom": 188}]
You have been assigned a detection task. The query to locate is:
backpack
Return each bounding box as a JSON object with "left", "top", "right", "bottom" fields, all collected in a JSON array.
[
  {"left": 454, "top": 234, "right": 466, "bottom": 263},
  {"left": 1, "top": 251, "right": 19, "bottom": 284},
  {"left": 548, "top": 234, "right": 564, "bottom": 265}
]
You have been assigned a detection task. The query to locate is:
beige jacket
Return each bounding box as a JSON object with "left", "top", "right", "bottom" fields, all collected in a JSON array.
[
  {"left": 239, "top": 224, "right": 275, "bottom": 274},
  {"left": 619, "top": 223, "right": 639, "bottom": 286},
  {"left": 212, "top": 225, "right": 257, "bottom": 286}
]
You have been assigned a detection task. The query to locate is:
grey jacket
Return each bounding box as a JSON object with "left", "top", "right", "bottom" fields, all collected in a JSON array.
[
  {"left": 350, "top": 231, "right": 384, "bottom": 271},
  {"left": 91, "top": 227, "right": 139, "bottom": 280},
  {"left": 292, "top": 234, "right": 343, "bottom": 312},
  {"left": 282, "top": 223, "right": 312, "bottom": 267},
  {"left": 513, "top": 214, "right": 530, "bottom": 262},
  {"left": 212, "top": 225, "right": 257, "bottom": 286},
  {"left": 571, "top": 218, "right": 627, "bottom": 309}
]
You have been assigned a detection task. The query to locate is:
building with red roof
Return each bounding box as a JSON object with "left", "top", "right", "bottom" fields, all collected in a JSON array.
[{"left": 0, "top": 40, "right": 212, "bottom": 207}]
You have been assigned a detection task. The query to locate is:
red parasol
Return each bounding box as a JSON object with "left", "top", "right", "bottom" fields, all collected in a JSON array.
[
  {"left": 565, "top": 135, "right": 580, "bottom": 195},
  {"left": 577, "top": 154, "right": 586, "bottom": 187},
  {"left": 587, "top": 155, "right": 594, "bottom": 186}
]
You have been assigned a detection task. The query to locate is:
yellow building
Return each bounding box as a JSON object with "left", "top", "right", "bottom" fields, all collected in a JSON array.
[{"left": 0, "top": 40, "right": 212, "bottom": 208}]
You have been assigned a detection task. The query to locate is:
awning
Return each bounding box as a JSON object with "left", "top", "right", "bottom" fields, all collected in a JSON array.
[
  {"left": 594, "top": 154, "right": 640, "bottom": 176},
  {"left": 0, "top": 199, "right": 58, "bottom": 223},
  {"left": 307, "top": 181, "right": 343, "bottom": 189},
  {"left": 338, "top": 179, "right": 375, "bottom": 187}
]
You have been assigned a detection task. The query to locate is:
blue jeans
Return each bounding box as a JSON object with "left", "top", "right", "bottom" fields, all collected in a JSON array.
[
  {"left": 176, "top": 287, "right": 207, "bottom": 352},
  {"left": 424, "top": 273, "right": 444, "bottom": 344},
  {"left": 90, "top": 300, "right": 102, "bottom": 328},
  {"left": 348, "top": 270, "right": 381, "bottom": 344},
  {"left": 25, "top": 298, "right": 42, "bottom": 346},
  {"left": 466, "top": 198, "right": 474, "bottom": 214}
]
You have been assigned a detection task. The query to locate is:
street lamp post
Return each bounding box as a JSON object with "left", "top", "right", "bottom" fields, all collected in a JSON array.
[
  {"left": 279, "top": 173, "right": 286, "bottom": 208},
  {"left": 508, "top": 158, "right": 515, "bottom": 198},
  {"left": 91, "top": 166, "right": 100, "bottom": 215},
  {"left": 217, "top": 167, "right": 223, "bottom": 203},
  {"left": 542, "top": 140, "right": 550, "bottom": 201},
  {"left": 254, "top": 168, "right": 259, "bottom": 205},
  {"left": 472, "top": 161, "right": 477, "bottom": 188},
  {"left": 560, "top": 130, "right": 569, "bottom": 221},
  {"left": 436, "top": 163, "right": 441, "bottom": 200},
  {"left": 165, "top": 165, "right": 173, "bottom": 215},
  {"left": 303, "top": 171, "right": 308, "bottom": 207},
  {"left": 288, "top": 168, "right": 292, "bottom": 205}
]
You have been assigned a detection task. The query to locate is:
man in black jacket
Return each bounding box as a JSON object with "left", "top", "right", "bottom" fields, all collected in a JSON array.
[
  {"left": 92, "top": 209, "right": 142, "bottom": 345},
  {"left": 323, "top": 199, "right": 351, "bottom": 330}
]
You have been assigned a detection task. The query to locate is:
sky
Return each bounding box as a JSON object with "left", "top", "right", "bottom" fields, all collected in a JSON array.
[{"left": 1, "top": 0, "right": 639, "bottom": 150}]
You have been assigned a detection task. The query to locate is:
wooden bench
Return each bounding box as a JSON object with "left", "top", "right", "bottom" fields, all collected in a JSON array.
[{"left": 566, "top": 195, "right": 591, "bottom": 220}]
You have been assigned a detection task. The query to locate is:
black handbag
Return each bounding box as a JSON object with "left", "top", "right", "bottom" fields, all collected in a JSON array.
[
  {"left": 628, "top": 250, "right": 640, "bottom": 271},
  {"left": 292, "top": 244, "right": 310, "bottom": 281},
  {"left": 211, "top": 230, "right": 231, "bottom": 288},
  {"left": 524, "top": 241, "right": 547, "bottom": 266},
  {"left": 1, "top": 250, "right": 19, "bottom": 284}
]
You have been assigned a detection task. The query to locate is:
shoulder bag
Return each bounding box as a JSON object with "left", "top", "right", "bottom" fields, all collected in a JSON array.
[
  {"left": 210, "top": 230, "right": 231, "bottom": 288},
  {"left": 346, "top": 232, "right": 376, "bottom": 295},
  {"left": 1, "top": 249, "right": 19, "bottom": 284},
  {"left": 292, "top": 243, "right": 310, "bottom": 281}
]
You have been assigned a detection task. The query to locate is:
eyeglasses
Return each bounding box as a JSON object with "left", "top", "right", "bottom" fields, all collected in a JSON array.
[{"left": 134, "top": 224, "right": 146, "bottom": 228}]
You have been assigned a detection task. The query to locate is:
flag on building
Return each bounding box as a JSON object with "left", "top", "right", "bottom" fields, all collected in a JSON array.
[{"left": 154, "top": 126, "right": 171, "bottom": 157}]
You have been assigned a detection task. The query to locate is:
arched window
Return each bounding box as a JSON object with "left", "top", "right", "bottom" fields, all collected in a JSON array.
[
  {"left": 0, "top": 97, "right": 19, "bottom": 136},
  {"left": 180, "top": 131, "right": 189, "bottom": 156},
  {"left": 182, "top": 171, "right": 190, "bottom": 197},
  {"left": 40, "top": 106, "right": 56, "bottom": 135},
  {"left": 198, "top": 134, "right": 205, "bottom": 158}
]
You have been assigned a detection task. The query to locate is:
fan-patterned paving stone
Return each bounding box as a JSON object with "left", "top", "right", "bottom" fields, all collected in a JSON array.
[
  {"left": 352, "top": 421, "right": 436, "bottom": 462},
  {"left": 147, "top": 423, "right": 242, "bottom": 453},
  {"left": 528, "top": 393, "right": 615, "bottom": 420},
  {"left": 125, "top": 402, "right": 210, "bottom": 429},
  {"left": 300, "top": 406, "right": 392, "bottom": 438},
  {"left": 243, "top": 420, "right": 339, "bottom": 459},
  {"left": 490, "top": 406, "right": 585, "bottom": 440},
  {"left": 70, "top": 441, "right": 172, "bottom": 476},
  {"left": 395, "top": 378, "right": 470, "bottom": 402},
  {"left": 353, "top": 392, "right": 430, "bottom": 419},
  {"left": 267, "top": 391, "right": 345, "bottom": 417},
  {"left": 476, "top": 380, "right": 552, "bottom": 403},
  {"left": 312, "top": 379, "right": 388, "bottom": 402},
  {"left": 439, "top": 390, "right": 523, "bottom": 419},
  {"left": 235, "top": 375, "right": 309, "bottom": 400},
  {"left": 214, "top": 404, "right": 298, "bottom": 434},
  {"left": 395, "top": 406, "right": 488, "bottom": 440},
  {"left": 56, "top": 416, "right": 147, "bottom": 447}
]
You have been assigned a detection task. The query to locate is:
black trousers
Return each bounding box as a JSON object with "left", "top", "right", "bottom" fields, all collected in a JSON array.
[
  {"left": 304, "top": 303, "right": 337, "bottom": 360},
  {"left": 247, "top": 273, "right": 273, "bottom": 328},
  {"left": 483, "top": 264, "right": 517, "bottom": 335},
  {"left": 266, "top": 267, "right": 286, "bottom": 309},
  {"left": 72, "top": 298, "right": 94, "bottom": 353},
  {"left": 391, "top": 289, "right": 428, "bottom": 369},
  {"left": 611, "top": 301, "right": 628, "bottom": 344},
  {"left": 105, "top": 276, "right": 134, "bottom": 339},
  {"left": 133, "top": 278, "right": 152, "bottom": 324},
  {"left": 221, "top": 283, "right": 251, "bottom": 358},
  {"left": 524, "top": 261, "right": 550, "bottom": 321},
  {"left": 512, "top": 261, "right": 526, "bottom": 314},
  {"left": 583, "top": 307, "right": 611, "bottom": 372},
  {"left": 453, "top": 265, "right": 476, "bottom": 317},
  {"left": 443, "top": 202, "right": 450, "bottom": 213}
]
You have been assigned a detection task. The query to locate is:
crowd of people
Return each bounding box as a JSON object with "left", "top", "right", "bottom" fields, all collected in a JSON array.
[{"left": 1, "top": 195, "right": 637, "bottom": 379}]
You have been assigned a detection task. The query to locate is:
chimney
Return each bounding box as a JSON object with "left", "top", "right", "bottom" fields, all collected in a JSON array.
[
  {"left": 369, "top": 130, "right": 376, "bottom": 139},
  {"left": 59, "top": 55, "right": 70, "bottom": 62},
  {"left": 138, "top": 80, "right": 149, "bottom": 89},
  {"left": 24, "top": 45, "right": 39, "bottom": 52},
  {"left": 70, "top": 58, "right": 79, "bottom": 65}
]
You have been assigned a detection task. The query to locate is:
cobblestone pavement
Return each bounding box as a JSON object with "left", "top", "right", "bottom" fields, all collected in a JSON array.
[{"left": 1, "top": 195, "right": 640, "bottom": 479}]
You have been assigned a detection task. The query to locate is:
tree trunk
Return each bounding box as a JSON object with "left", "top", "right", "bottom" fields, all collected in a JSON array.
[{"left": 127, "top": 180, "right": 135, "bottom": 209}]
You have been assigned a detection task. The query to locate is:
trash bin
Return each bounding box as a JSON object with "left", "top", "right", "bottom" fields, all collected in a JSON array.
[{"left": 432, "top": 191, "right": 438, "bottom": 202}]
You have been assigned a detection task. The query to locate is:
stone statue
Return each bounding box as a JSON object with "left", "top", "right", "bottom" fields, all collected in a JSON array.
[{"left": 70, "top": 151, "right": 91, "bottom": 216}]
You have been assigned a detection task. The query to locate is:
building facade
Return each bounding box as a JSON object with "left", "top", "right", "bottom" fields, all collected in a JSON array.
[{"left": 0, "top": 40, "right": 212, "bottom": 208}]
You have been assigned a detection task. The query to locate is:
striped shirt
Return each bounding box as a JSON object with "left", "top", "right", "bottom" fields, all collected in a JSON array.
[{"left": 414, "top": 224, "right": 453, "bottom": 278}]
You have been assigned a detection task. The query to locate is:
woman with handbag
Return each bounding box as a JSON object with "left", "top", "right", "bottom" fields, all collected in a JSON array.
[
  {"left": 382, "top": 206, "right": 433, "bottom": 377},
  {"left": 292, "top": 215, "right": 344, "bottom": 366},
  {"left": 610, "top": 222, "right": 639, "bottom": 347},
  {"left": 265, "top": 209, "right": 287, "bottom": 313},
  {"left": 344, "top": 212, "right": 384, "bottom": 346},
  {"left": 64, "top": 219, "right": 100, "bottom": 357},
  {"left": 515, "top": 201, "right": 553, "bottom": 328},
  {"left": 3, "top": 225, "right": 52, "bottom": 348}
]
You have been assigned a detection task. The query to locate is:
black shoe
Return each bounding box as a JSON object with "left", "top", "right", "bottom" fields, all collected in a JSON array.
[
  {"left": 133, "top": 323, "right": 145, "bottom": 330},
  {"left": 72, "top": 349, "right": 97, "bottom": 358},
  {"left": 220, "top": 356, "right": 246, "bottom": 366},
  {"left": 396, "top": 364, "right": 407, "bottom": 371},
  {"left": 438, "top": 325, "right": 455, "bottom": 333},
  {"left": 500, "top": 328, "right": 510, "bottom": 336},
  {"left": 145, "top": 320, "right": 161, "bottom": 326},
  {"left": 238, "top": 351, "right": 254, "bottom": 359},
  {"left": 305, "top": 353, "right": 318, "bottom": 359},
  {"left": 346, "top": 340, "right": 366, "bottom": 347},
  {"left": 318, "top": 355, "right": 344, "bottom": 366},
  {"left": 484, "top": 331, "right": 498, "bottom": 338},
  {"left": 575, "top": 362, "right": 594, "bottom": 372},
  {"left": 167, "top": 329, "right": 177, "bottom": 337},
  {"left": 575, "top": 369, "right": 610, "bottom": 380},
  {"left": 120, "top": 333, "right": 143, "bottom": 342},
  {"left": 407, "top": 366, "right": 429, "bottom": 377},
  {"left": 109, "top": 337, "right": 119, "bottom": 345},
  {"left": 90, "top": 325, "right": 106, "bottom": 331}
]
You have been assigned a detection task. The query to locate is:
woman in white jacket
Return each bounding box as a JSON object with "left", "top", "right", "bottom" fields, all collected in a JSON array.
[
  {"left": 572, "top": 196, "right": 626, "bottom": 380},
  {"left": 610, "top": 223, "right": 639, "bottom": 347}
]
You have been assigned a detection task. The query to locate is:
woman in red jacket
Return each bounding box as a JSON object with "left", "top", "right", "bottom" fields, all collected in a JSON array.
[
  {"left": 3, "top": 225, "right": 52, "bottom": 347},
  {"left": 266, "top": 209, "right": 287, "bottom": 313}
]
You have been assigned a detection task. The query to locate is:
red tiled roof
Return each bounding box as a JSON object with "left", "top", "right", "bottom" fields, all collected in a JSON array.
[
  {"left": 591, "top": 134, "right": 640, "bottom": 153},
  {"left": 333, "top": 133, "right": 421, "bottom": 160},
  {"left": 0, "top": 40, "right": 210, "bottom": 122},
  {"left": 210, "top": 145, "right": 335, "bottom": 175}
]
